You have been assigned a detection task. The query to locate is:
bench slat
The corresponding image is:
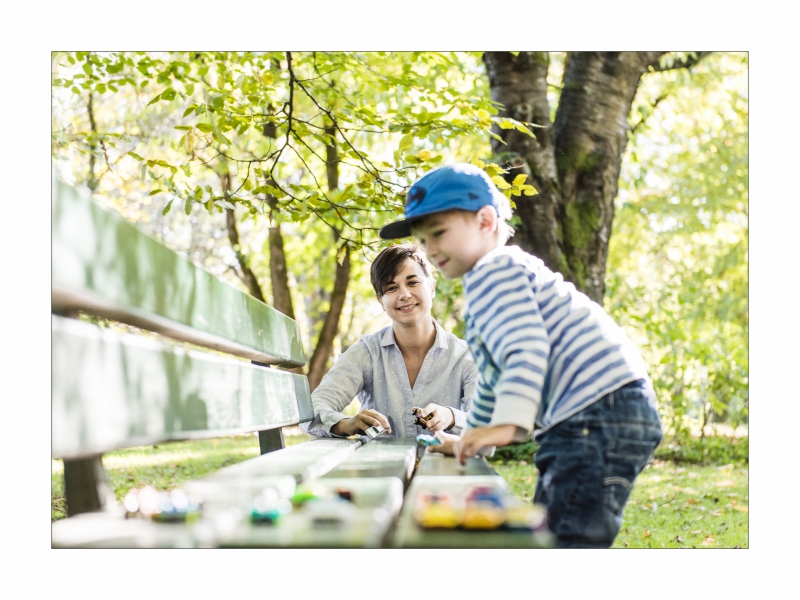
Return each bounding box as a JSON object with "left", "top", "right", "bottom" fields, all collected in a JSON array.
[
  {"left": 52, "top": 315, "right": 312, "bottom": 459},
  {"left": 51, "top": 178, "right": 305, "bottom": 367}
]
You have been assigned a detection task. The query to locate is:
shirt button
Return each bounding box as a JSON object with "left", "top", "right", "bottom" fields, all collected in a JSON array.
[{"left": 582, "top": 428, "right": 589, "bottom": 436}]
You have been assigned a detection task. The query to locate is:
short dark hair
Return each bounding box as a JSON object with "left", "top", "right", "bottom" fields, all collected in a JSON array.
[{"left": 370, "top": 244, "right": 432, "bottom": 297}]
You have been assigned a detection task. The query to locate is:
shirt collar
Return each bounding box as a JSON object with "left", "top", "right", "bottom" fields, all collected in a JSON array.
[
  {"left": 379, "top": 318, "right": 448, "bottom": 349},
  {"left": 466, "top": 244, "right": 508, "bottom": 277}
]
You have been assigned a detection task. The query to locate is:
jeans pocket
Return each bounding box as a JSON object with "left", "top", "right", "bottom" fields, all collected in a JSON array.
[{"left": 603, "top": 437, "right": 657, "bottom": 516}]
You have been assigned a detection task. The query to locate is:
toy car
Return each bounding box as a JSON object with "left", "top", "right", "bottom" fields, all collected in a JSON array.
[
  {"left": 504, "top": 504, "right": 549, "bottom": 531},
  {"left": 412, "top": 407, "right": 433, "bottom": 426},
  {"left": 416, "top": 433, "right": 442, "bottom": 446},
  {"left": 305, "top": 497, "right": 356, "bottom": 528},
  {"left": 364, "top": 424, "right": 386, "bottom": 439},
  {"left": 151, "top": 489, "right": 203, "bottom": 523},
  {"left": 414, "top": 491, "right": 461, "bottom": 529},
  {"left": 462, "top": 501, "right": 505, "bottom": 529},
  {"left": 465, "top": 485, "right": 504, "bottom": 508},
  {"left": 334, "top": 487, "right": 354, "bottom": 502},
  {"left": 416, "top": 502, "right": 462, "bottom": 529},
  {"left": 250, "top": 487, "right": 292, "bottom": 525},
  {"left": 290, "top": 483, "right": 329, "bottom": 506}
]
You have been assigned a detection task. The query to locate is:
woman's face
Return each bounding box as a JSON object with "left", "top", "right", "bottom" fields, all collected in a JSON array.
[{"left": 377, "top": 258, "right": 435, "bottom": 327}]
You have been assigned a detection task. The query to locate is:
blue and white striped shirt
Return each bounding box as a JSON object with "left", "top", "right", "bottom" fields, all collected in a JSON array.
[{"left": 463, "top": 245, "right": 651, "bottom": 441}]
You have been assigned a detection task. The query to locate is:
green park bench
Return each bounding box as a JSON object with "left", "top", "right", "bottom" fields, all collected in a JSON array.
[
  {"left": 50, "top": 177, "right": 357, "bottom": 531},
  {"left": 50, "top": 176, "right": 552, "bottom": 548}
]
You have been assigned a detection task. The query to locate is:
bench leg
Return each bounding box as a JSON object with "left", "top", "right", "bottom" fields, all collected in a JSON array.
[
  {"left": 63, "top": 455, "right": 115, "bottom": 516},
  {"left": 258, "top": 428, "right": 285, "bottom": 454}
]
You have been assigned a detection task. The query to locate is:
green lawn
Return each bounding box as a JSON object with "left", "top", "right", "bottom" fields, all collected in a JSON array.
[
  {"left": 52, "top": 431, "right": 749, "bottom": 549},
  {"left": 51, "top": 432, "right": 309, "bottom": 521},
  {"left": 493, "top": 458, "right": 748, "bottom": 548}
]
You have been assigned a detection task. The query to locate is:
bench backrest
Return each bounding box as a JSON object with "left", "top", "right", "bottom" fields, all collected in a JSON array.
[{"left": 52, "top": 177, "right": 313, "bottom": 513}]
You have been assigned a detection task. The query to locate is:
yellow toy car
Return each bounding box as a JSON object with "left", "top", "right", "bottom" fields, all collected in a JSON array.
[
  {"left": 416, "top": 502, "right": 462, "bottom": 529},
  {"left": 462, "top": 502, "right": 505, "bottom": 530}
]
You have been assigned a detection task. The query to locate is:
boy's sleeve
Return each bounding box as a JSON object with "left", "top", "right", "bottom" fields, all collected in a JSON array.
[
  {"left": 470, "top": 260, "right": 549, "bottom": 441},
  {"left": 301, "top": 346, "right": 367, "bottom": 437}
]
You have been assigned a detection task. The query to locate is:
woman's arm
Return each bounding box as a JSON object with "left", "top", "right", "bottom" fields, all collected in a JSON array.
[{"left": 303, "top": 348, "right": 368, "bottom": 437}]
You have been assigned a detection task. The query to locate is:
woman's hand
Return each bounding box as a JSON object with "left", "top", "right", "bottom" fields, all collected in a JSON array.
[
  {"left": 427, "top": 431, "right": 460, "bottom": 455},
  {"left": 413, "top": 404, "right": 455, "bottom": 433},
  {"left": 331, "top": 409, "right": 392, "bottom": 436},
  {"left": 453, "top": 424, "right": 517, "bottom": 465}
]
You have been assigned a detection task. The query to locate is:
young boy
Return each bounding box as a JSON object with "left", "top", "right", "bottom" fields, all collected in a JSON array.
[{"left": 379, "top": 163, "right": 663, "bottom": 548}]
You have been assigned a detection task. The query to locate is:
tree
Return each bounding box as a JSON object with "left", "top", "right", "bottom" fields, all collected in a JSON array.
[
  {"left": 483, "top": 51, "right": 710, "bottom": 302},
  {"left": 52, "top": 51, "right": 533, "bottom": 385}
]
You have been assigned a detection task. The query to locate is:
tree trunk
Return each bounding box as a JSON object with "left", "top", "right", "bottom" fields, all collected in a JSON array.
[
  {"left": 484, "top": 51, "right": 664, "bottom": 303},
  {"left": 306, "top": 123, "right": 351, "bottom": 390},
  {"left": 306, "top": 236, "right": 351, "bottom": 390},
  {"left": 220, "top": 172, "right": 267, "bottom": 303},
  {"left": 266, "top": 197, "right": 296, "bottom": 320},
  {"left": 87, "top": 91, "right": 98, "bottom": 192}
]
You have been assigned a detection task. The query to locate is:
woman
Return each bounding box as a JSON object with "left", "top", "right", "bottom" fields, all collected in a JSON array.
[{"left": 302, "top": 244, "right": 477, "bottom": 438}]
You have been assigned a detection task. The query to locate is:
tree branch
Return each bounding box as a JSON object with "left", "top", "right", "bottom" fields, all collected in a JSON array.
[{"left": 647, "top": 51, "right": 712, "bottom": 73}]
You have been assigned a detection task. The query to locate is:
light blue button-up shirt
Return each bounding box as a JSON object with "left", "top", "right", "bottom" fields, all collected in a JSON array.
[{"left": 301, "top": 319, "right": 477, "bottom": 439}]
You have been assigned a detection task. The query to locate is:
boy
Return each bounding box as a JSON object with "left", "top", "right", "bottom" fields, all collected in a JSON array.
[{"left": 379, "top": 163, "right": 663, "bottom": 548}]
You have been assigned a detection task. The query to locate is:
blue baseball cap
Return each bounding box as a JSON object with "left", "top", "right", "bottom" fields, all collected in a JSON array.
[{"left": 379, "top": 163, "right": 507, "bottom": 239}]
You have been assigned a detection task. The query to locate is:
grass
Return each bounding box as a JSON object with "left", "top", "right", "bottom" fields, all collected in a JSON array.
[
  {"left": 493, "top": 458, "right": 748, "bottom": 548},
  {"left": 51, "top": 430, "right": 311, "bottom": 521},
  {"left": 52, "top": 430, "right": 749, "bottom": 549}
]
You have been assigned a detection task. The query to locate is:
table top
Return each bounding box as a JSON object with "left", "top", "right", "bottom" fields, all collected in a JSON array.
[{"left": 52, "top": 438, "right": 554, "bottom": 548}]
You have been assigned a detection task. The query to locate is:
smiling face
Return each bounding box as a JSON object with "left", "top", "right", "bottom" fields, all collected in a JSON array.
[
  {"left": 412, "top": 208, "right": 497, "bottom": 279},
  {"left": 377, "top": 258, "right": 435, "bottom": 326}
]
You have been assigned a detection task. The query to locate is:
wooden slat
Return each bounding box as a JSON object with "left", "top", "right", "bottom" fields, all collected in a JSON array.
[
  {"left": 185, "top": 439, "right": 362, "bottom": 485},
  {"left": 51, "top": 177, "right": 305, "bottom": 367},
  {"left": 322, "top": 438, "right": 418, "bottom": 488},
  {"left": 52, "top": 315, "right": 312, "bottom": 459}
]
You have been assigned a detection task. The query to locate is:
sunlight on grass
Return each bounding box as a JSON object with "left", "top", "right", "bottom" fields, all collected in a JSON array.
[{"left": 493, "top": 458, "right": 748, "bottom": 549}]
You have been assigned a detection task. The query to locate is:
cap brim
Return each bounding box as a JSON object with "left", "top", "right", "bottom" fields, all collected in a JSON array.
[{"left": 379, "top": 219, "right": 413, "bottom": 239}]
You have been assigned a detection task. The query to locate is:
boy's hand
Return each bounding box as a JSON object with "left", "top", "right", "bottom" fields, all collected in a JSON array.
[
  {"left": 454, "top": 424, "right": 517, "bottom": 465},
  {"left": 413, "top": 404, "right": 455, "bottom": 433},
  {"left": 331, "top": 409, "right": 391, "bottom": 436},
  {"left": 427, "top": 431, "right": 460, "bottom": 455}
]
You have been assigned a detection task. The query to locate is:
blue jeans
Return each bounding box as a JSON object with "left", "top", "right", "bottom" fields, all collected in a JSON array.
[{"left": 533, "top": 379, "right": 663, "bottom": 548}]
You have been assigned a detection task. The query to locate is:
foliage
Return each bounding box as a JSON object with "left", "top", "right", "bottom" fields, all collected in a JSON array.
[
  {"left": 607, "top": 52, "right": 748, "bottom": 437},
  {"left": 493, "top": 458, "right": 748, "bottom": 548},
  {"left": 51, "top": 51, "right": 749, "bottom": 440},
  {"left": 486, "top": 439, "right": 539, "bottom": 463},
  {"left": 52, "top": 51, "right": 536, "bottom": 367},
  {"left": 52, "top": 51, "right": 534, "bottom": 247},
  {"left": 654, "top": 434, "right": 748, "bottom": 465}
]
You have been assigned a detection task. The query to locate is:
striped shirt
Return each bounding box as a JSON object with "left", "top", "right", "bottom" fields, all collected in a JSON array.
[{"left": 463, "top": 245, "right": 651, "bottom": 441}]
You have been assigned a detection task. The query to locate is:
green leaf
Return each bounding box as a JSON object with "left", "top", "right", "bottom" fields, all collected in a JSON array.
[
  {"left": 398, "top": 133, "right": 413, "bottom": 151},
  {"left": 82, "top": 63, "right": 93, "bottom": 76},
  {"left": 147, "top": 93, "right": 162, "bottom": 106},
  {"left": 183, "top": 105, "right": 197, "bottom": 117},
  {"left": 162, "top": 199, "right": 173, "bottom": 215},
  {"left": 174, "top": 125, "right": 193, "bottom": 131},
  {"left": 161, "top": 88, "right": 176, "bottom": 101},
  {"left": 196, "top": 123, "right": 214, "bottom": 133},
  {"left": 491, "top": 175, "right": 511, "bottom": 190},
  {"left": 149, "top": 189, "right": 162, "bottom": 196},
  {"left": 512, "top": 174, "right": 528, "bottom": 187},
  {"left": 208, "top": 95, "right": 224, "bottom": 111},
  {"left": 213, "top": 132, "right": 232, "bottom": 146},
  {"left": 185, "top": 83, "right": 195, "bottom": 95},
  {"left": 184, "top": 197, "right": 193, "bottom": 215},
  {"left": 128, "top": 151, "right": 144, "bottom": 161}
]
